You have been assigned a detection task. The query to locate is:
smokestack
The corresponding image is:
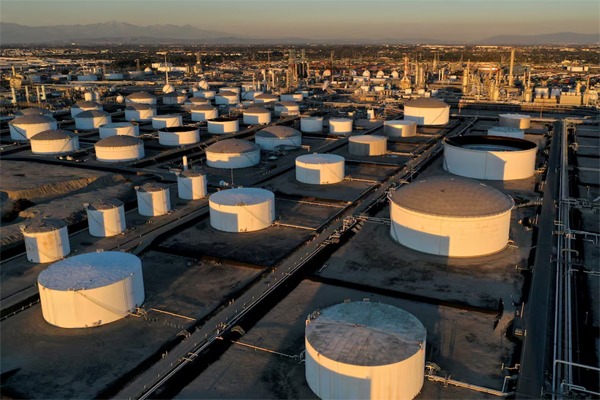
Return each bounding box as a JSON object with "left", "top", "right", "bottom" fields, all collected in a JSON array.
[{"left": 508, "top": 48, "right": 515, "bottom": 87}]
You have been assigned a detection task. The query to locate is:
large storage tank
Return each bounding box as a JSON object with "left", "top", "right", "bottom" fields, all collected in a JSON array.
[
  {"left": 158, "top": 126, "right": 200, "bottom": 146},
  {"left": 162, "top": 92, "right": 187, "bottom": 105},
  {"left": 215, "top": 91, "right": 239, "bottom": 105},
  {"left": 99, "top": 122, "right": 139, "bottom": 138},
  {"left": 125, "top": 103, "right": 156, "bottom": 122},
  {"left": 384, "top": 120, "right": 417, "bottom": 137},
  {"left": 136, "top": 183, "right": 171, "bottom": 216},
  {"left": 207, "top": 117, "right": 239, "bottom": 134},
  {"left": 254, "top": 93, "right": 279, "bottom": 105},
  {"left": 255, "top": 126, "right": 301, "bottom": 150},
  {"left": 191, "top": 105, "right": 219, "bottom": 122},
  {"left": 37, "top": 251, "right": 144, "bottom": 328},
  {"left": 348, "top": 135, "right": 387, "bottom": 156},
  {"left": 443, "top": 136, "right": 537, "bottom": 180},
  {"left": 274, "top": 101, "right": 300, "bottom": 116},
  {"left": 403, "top": 98, "right": 450, "bottom": 126},
  {"left": 21, "top": 219, "right": 70, "bottom": 263},
  {"left": 305, "top": 301, "right": 426, "bottom": 400},
  {"left": 389, "top": 176, "right": 514, "bottom": 257},
  {"left": 209, "top": 188, "right": 275, "bottom": 232},
  {"left": 206, "top": 139, "right": 260, "bottom": 169},
  {"left": 280, "top": 93, "right": 303, "bottom": 102},
  {"left": 30, "top": 130, "right": 79, "bottom": 155},
  {"left": 70, "top": 101, "right": 102, "bottom": 117},
  {"left": 85, "top": 199, "right": 126, "bottom": 237},
  {"left": 243, "top": 107, "right": 271, "bottom": 125},
  {"left": 126, "top": 91, "right": 157, "bottom": 105},
  {"left": 301, "top": 116, "right": 324, "bottom": 133},
  {"left": 487, "top": 126, "right": 525, "bottom": 139},
  {"left": 193, "top": 90, "right": 216, "bottom": 100},
  {"left": 95, "top": 136, "right": 144, "bottom": 162},
  {"left": 177, "top": 170, "right": 207, "bottom": 200},
  {"left": 74, "top": 110, "right": 112, "bottom": 130},
  {"left": 499, "top": 114, "right": 531, "bottom": 130},
  {"left": 152, "top": 114, "right": 182, "bottom": 129},
  {"left": 296, "top": 154, "right": 345, "bottom": 184},
  {"left": 329, "top": 118, "right": 353, "bottom": 135},
  {"left": 9, "top": 114, "right": 58, "bottom": 141}
]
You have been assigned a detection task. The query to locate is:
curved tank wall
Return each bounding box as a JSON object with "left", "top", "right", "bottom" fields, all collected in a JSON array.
[
  {"left": 296, "top": 154, "right": 345, "bottom": 184},
  {"left": 209, "top": 188, "right": 275, "bottom": 232}
]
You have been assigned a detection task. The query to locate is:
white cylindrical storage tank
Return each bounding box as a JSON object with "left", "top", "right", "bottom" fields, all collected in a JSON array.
[
  {"left": 274, "top": 101, "right": 300, "bottom": 116},
  {"left": 177, "top": 170, "right": 207, "bottom": 200},
  {"left": 301, "top": 116, "right": 324, "bottom": 133},
  {"left": 280, "top": 93, "right": 304, "bottom": 102},
  {"left": 254, "top": 93, "right": 278, "bottom": 105},
  {"left": 206, "top": 139, "right": 260, "bottom": 169},
  {"left": 152, "top": 114, "right": 182, "bottom": 129},
  {"left": 443, "top": 136, "right": 537, "bottom": 181},
  {"left": 30, "top": 130, "right": 79, "bottom": 155},
  {"left": 21, "top": 219, "right": 70, "bottom": 263},
  {"left": 126, "top": 91, "right": 157, "bottom": 105},
  {"left": 85, "top": 199, "right": 126, "bottom": 237},
  {"left": 499, "top": 114, "right": 531, "bottom": 130},
  {"left": 136, "top": 183, "right": 171, "bottom": 216},
  {"left": 404, "top": 98, "right": 450, "bottom": 126},
  {"left": 296, "top": 154, "right": 345, "bottom": 184},
  {"left": 487, "top": 126, "right": 525, "bottom": 139},
  {"left": 95, "top": 136, "right": 144, "bottom": 162},
  {"left": 329, "top": 118, "right": 353, "bottom": 135},
  {"left": 15, "top": 107, "right": 53, "bottom": 117},
  {"left": 125, "top": 103, "right": 156, "bottom": 122},
  {"left": 191, "top": 105, "right": 219, "bottom": 122},
  {"left": 9, "top": 115, "right": 58, "bottom": 141},
  {"left": 255, "top": 126, "right": 301, "bottom": 151},
  {"left": 193, "top": 90, "right": 215, "bottom": 100},
  {"left": 214, "top": 91, "right": 239, "bottom": 105},
  {"left": 348, "top": 135, "right": 387, "bottom": 156},
  {"left": 241, "top": 90, "right": 263, "bottom": 100},
  {"left": 209, "top": 188, "right": 275, "bottom": 233},
  {"left": 243, "top": 107, "right": 271, "bottom": 125},
  {"left": 185, "top": 97, "right": 210, "bottom": 107},
  {"left": 207, "top": 117, "right": 239, "bottom": 134},
  {"left": 158, "top": 126, "right": 200, "bottom": 146},
  {"left": 70, "top": 101, "right": 102, "bottom": 117},
  {"left": 37, "top": 251, "right": 144, "bottom": 328},
  {"left": 99, "top": 122, "right": 139, "bottom": 138},
  {"left": 389, "top": 176, "right": 514, "bottom": 257},
  {"left": 162, "top": 92, "right": 187, "bottom": 105},
  {"left": 384, "top": 120, "right": 417, "bottom": 137},
  {"left": 74, "top": 110, "right": 111, "bottom": 130},
  {"left": 305, "top": 301, "right": 426, "bottom": 400}
]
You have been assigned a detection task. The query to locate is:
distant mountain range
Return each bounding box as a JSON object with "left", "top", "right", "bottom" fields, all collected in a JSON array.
[{"left": 1, "top": 22, "right": 598, "bottom": 45}]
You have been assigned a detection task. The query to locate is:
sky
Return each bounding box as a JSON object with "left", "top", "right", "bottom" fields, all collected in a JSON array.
[{"left": 2, "top": 0, "right": 599, "bottom": 41}]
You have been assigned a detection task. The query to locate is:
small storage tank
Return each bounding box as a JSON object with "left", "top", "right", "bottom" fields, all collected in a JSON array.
[
  {"left": 280, "top": 93, "right": 304, "bottom": 102},
  {"left": 443, "top": 136, "right": 537, "bottom": 180},
  {"left": 243, "top": 107, "right": 271, "bottom": 125},
  {"left": 15, "top": 107, "right": 53, "bottom": 117},
  {"left": 329, "top": 118, "right": 353, "bottom": 135},
  {"left": 384, "top": 120, "right": 417, "bottom": 137},
  {"left": 136, "top": 183, "right": 171, "bottom": 216},
  {"left": 95, "top": 136, "right": 144, "bottom": 162},
  {"left": 301, "top": 116, "right": 324, "bottom": 133},
  {"left": 389, "top": 176, "right": 514, "bottom": 257},
  {"left": 193, "top": 90, "right": 216, "bottom": 100},
  {"left": 487, "top": 126, "right": 525, "bottom": 139},
  {"left": 254, "top": 93, "right": 279, "bottom": 105},
  {"left": 207, "top": 117, "right": 239, "bottom": 134},
  {"left": 126, "top": 91, "right": 157, "bottom": 105},
  {"left": 348, "top": 135, "right": 387, "bottom": 156},
  {"left": 499, "top": 114, "right": 531, "bottom": 130},
  {"left": 85, "top": 199, "right": 126, "bottom": 237},
  {"left": 37, "top": 251, "right": 144, "bottom": 328},
  {"left": 209, "top": 188, "right": 275, "bottom": 232},
  {"left": 125, "top": 103, "right": 156, "bottom": 122},
  {"left": 255, "top": 126, "right": 301, "bottom": 150},
  {"left": 74, "top": 110, "right": 112, "bottom": 130},
  {"left": 158, "top": 126, "right": 200, "bottom": 146},
  {"left": 191, "top": 104, "right": 219, "bottom": 122},
  {"left": 162, "top": 92, "right": 187, "bottom": 105},
  {"left": 177, "top": 170, "right": 207, "bottom": 200},
  {"left": 99, "top": 122, "right": 139, "bottom": 138},
  {"left": 30, "top": 130, "right": 79, "bottom": 155},
  {"left": 215, "top": 91, "right": 239, "bottom": 105},
  {"left": 21, "top": 219, "right": 70, "bottom": 263},
  {"left": 70, "top": 101, "right": 102, "bottom": 117},
  {"left": 9, "top": 114, "right": 58, "bottom": 141},
  {"left": 206, "top": 139, "right": 260, "bottom": 169},
  {"left": 404, "top": 98, "right": 450, "bottom": 126},
  {"left": 305, "top": 301, "right": 426, "bottom": 400},
  {"left": 274, "top": 101, "right": 300, "bottom": 116},
  {"left": 152, "top": 114, "right": 182, "bottom": 129},
  {"left": 296, "top": 154, "right": 345, "bottom": 184}
]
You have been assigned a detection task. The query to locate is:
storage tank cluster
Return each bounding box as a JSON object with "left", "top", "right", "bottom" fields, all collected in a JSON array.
[
  {"left": 85, "top": 199, "right": 126, "bottom": 237},
  {"left": 158, "top": 126, "right": 200, "bottom": 146},
  {"left": 9, "top": 114, "right": 58, "bottom": 141},
  {"left": 74, "top": 110, "right": 112, "bottom": 130},
  {"left": 37, "top": 251, "right": 144, "bottom": 328},
  {"left": 152, "top": 114, "right": 182, "bottom": 129},
  {"left": 207, "top": 117, "right": 239, "bottom": 134},
  {"left": 487, "top": 126, "right": 525, "bottom": 139},
  {"left": 30, "top": 130, "right": 79, "bottom": 155},
  {"left": 348, "top": 135, "right": 387, "bottom": 156},
  {"left": 300, "top": 116, "right": 324, "bottom": 133},
  {"left": 403, "top": 98, "right": 450, "bottom": 126},
  {"left": 499, "top": 114, "right": 531, "bottom": 130},
  {"left": 443, "top": 136, "right": 537, "bottom": 180},
  {"left": 21, "top": 218, "right": 70, "bottom": 263},
  {"left": 177, "top": 170, "right": 207, "bottom": 200},
  {"left": 255, "top": 126, "right": 301, "bottom": 151},
  {"left": 99, "top": 122, "right": 139, "bottom": 138},
  {"left": 305, "top": 301, "right": 426, "bottom": 400},
  {"left": 296, "top": 154, "right": 345, "bottom": 184},
  {"left": 191, "top": 104, "right": 219, "bottom": 122},
  {"left": 95, "top": 136, "right": 144, "bottom": 162},
  {"left": 384, "top": 120, "right": 417, "bottom": 138},
  {"left": 136, "top": 183, "right": 171, "bottom": 216},
  {"left": 205, "top": 139, "right": 260, "bottom": 169},
  {"left": 329, "top": 117, "right": 353, "bottom": 135},
  {"left": 125, "top": 103, "right": 156, "bottom": 122},
  {"left": 209, "top": 188, "right": 275, "bottom": 232},
  {"left": 70, "top": 101, "right": 103, "bottom": 117},
  {"left": 243, "top": 107, "right": 271, "bottom": 125}
]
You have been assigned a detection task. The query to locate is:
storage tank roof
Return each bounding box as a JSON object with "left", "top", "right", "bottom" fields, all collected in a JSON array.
[
  {"left": 191, "top": 104, "right": 216, "bottom": 111},
  {"left": 180, "top": 170, "right": 205, "bottom": 178},
  {"left": 74, "top": 101, "right": 101, "bottom": 109},
  {"left": 445, "top": 135, "right": 537, "bottom": 151},
  {"left": 10, "top": 114, "right": 56, "bottom": 125},
  {"left": 31, "top": 129, "right": 76, "bottom": 141},
  {"left": 127, "top": 91, "right": 156, "bottom": 99},
  {"left": 15, "top": 107, "right": 53, "bottom": 116},
  {"left": 163, "top": 92, "right": 185, "bottom": 98},
  {"left": 275, "top": 101, "right": 298, "bottom": 107},
  {"left": 100, "top": 122, "right": 135, "bottom": 129},
  {"left": 329, "top": 117, "right": 352, "bottom": 122},
  {"left": 137, "top": 182, "right": 168, "bottom": 193},
  {"left": 210, "top": 187, "right": 273, "bottom": 206},
  {"left": 76, "top": 110, "right": 109, "bottom": 118},
  {"left": 125, "top": 103, "right": 154, "bottom": 111},
  {"left": 217, "top": 91, "right": 237, "bottom": 97},
  {"left": 349, "top": 135, "right": 386, "bottom": 143},
  {"left": 96, "top": 135, "right": 142, "bottom": 147},
  {"left": 87, "top": 198, "right": 124, "bottom": 211},
  {"left": 21, "top": 218, "right": 67, "bottom": 233},
  {"left": 391, "top": 176, "right": 514, "bottom": 217},
  {"left": 244, "top": 107, "right": 270, "bottom": 114},
  {"left": 256, "top": 126, "right": 300, "bottom": 138},
  {"left": 255, "top": 93, "right": 278, "bottom": 100},
  {"left": 405, "top": 98, "right": 449, "bottom": 109},
  {"left": 297, "top": 153, "right": 344, "bottom": 164},
  {"left": 38, "top": 251, "right": 141, "bottom": 290},
  {"left": 384, "top": 120, "right": 416, "bottom": 126},
  {"left": 206, "top": 139, "right": 259, "bottom": 154},
  {"left": 306, "top": 302, "right": 426, "bottom": 366},
  {"left": 188, "top": 97, "right": 209, "bottom": 103}
]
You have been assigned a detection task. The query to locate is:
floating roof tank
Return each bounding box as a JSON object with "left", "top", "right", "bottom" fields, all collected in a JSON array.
[
  {"left": 30, "top": 130, "right": 79, "bottom": 155},
  {"left": 21, "top": 218, "right": 70, "bottom": 263},
  {"left": 205, "top": 139, "right": 260, "bottom": 169},
  {"left": 403, "top": 98, "right": 450, "bottom": 126},
  {"left": 209, "top": 188, "right": 275, "bottom": 232},
  {"left": 296, "top": 154, "right": 345, "bottom": 184},
  {"left": 255, "top": 126, "right": 301, "bottom": 150},
  {"left": 95, "top": 136, "right": 144, "bottom": 162},
  {"left": 9, "top": 114, "right": 58, "bottom": 141}
]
